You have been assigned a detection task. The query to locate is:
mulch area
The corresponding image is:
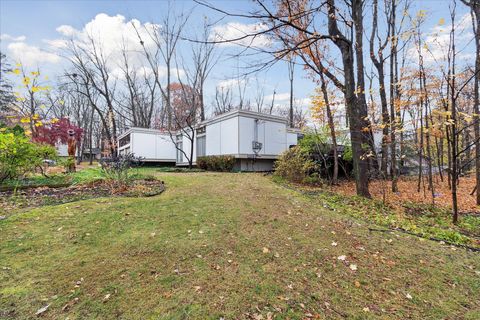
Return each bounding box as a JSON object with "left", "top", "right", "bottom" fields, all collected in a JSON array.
[{"left": 0, "top": 179, "right": 165, "bottom": 214}]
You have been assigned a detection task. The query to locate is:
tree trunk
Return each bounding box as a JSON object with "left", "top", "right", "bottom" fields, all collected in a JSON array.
[
  {"left": 320, "top": 72, "right": 338, "bottom": 184},
  {"left": 370, "top": 0, "right": 389, "bottom": 178},
  {"left": 288, "top": 58, "right": 294, "bottom": 128},
  {"left": 327, "top": 0, "right": 371, "bottom": 197},
  {"left": 389, "top": 0, "right": 399, "bottom": 192},
  {"left": 472, "top": 4, "right": 480, "bottom": 205}
]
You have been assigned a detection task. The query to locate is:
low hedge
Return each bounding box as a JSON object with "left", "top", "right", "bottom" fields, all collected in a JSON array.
[{"left": 197, "top": 155, "right": 236, "bottom": 172}]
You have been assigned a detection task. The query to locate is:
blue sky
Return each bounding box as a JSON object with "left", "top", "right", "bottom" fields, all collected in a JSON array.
[{"left": 0, "top": 0, "right": 475, "bottom": 119}]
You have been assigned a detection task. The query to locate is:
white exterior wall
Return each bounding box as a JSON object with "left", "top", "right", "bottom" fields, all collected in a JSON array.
[
  {"left": 238, "top": 116, "right": 289, "bottom": 157},
  {"left": 118, "top": 129, "right": 176, "bottom": 162},
  {"left": 177, "top": 131, "right": 197, "bottom": 165},
  {"left": 155, "top": 134, "right": 177, "bottom": 161},
  {"left": 132, "top": 132, "right": 157, "bottom": 159},
  {"left": 206, "top": 117, "right": 239, "bottom": 156},
  {"left": 287, "top": 132, "right": 298, "bottom": 147},
  {"left": 264, "top": 121, "right": 287, "bottom": 155},
  {"left": 132, "top": 132, "right": 176, "bottom": 161},
  {"left": 206, "top": 122, "right": 221, "bottom": 155},
  {"left": 238, "top": 116, "right": 257, "bottom": 155},
  {"left": 56, "top": 143, "right": 68, "bottom": 157}
]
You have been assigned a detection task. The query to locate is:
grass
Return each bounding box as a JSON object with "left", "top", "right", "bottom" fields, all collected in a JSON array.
[
  {"left": 0, "top": 174, "right": 71, "bottom": 189},
  {"left": 1, "top": 170, "right": 479, "bottom": 319}
]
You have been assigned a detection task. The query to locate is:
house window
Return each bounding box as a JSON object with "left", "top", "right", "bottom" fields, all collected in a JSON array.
[
  {"left": 197, "top": 135, "right": 206, "bottom": 157},
  {"left": 119, "top": 134, "right": 130, "bottom": 147}
]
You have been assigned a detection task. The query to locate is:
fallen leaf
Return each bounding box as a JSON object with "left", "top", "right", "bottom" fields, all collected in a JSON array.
[
  {"left": 331, "top": 242, "right": 338, "bottom": 247},
  {"left": 103, "top": 293, "right": 111, "bottom": 302},
  {"left": 406, "top": 293, "right": 413, "bottom": 300},
  {"left": 35, "top": 304, "right": 49, "bottom": 316},
  {"left": 337, "top": 255, "right": 346, "bottom": 261},
  {"left": 349, "top": 264, "right": 358, "bottom": 271},
  {"left": 262, "top": 247, "right": 270, "bottom": 253}
]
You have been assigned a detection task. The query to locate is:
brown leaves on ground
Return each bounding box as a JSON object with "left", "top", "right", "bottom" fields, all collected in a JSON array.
[{"left": 331, "top": 175, "right": 479, "bottom": 214}]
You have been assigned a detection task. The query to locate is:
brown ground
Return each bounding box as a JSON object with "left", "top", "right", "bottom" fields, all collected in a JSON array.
[{"left": 330, "top": 175, "right": 479, "bottom": 213}]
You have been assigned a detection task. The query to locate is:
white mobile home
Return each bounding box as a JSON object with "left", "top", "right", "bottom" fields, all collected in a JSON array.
[
  {"left": 177, "top": 110, "right": 299, "bottom": 171},
  {"left": 117, "top": 110, "right": 300, "bottom": 171},
  {"left": 117, "top": 127, "right": 176, "bottom": 163}
]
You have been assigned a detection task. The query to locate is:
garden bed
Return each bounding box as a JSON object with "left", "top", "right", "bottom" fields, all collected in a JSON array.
[{"left": 0, "top": 178, "right": 165, "bottom": 215}]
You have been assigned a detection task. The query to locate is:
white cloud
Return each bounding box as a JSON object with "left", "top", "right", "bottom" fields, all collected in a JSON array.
[
  {"left": 265, "top": 92, "right": 290, "bottom": 101},
  {"left": 217, "top": 78, "right": 245, "bottom": 89},
  {"left": 410, "top": 13, "right": 474, "bottom": 64},
  {"left": 53, "top": 13, "right": 160, "bottom": 70},
  {"left": 0, "top": 34, "right": 26, "bottom": 42},
  {"left": 131, "top": 65, "right": 185, "bottom": 82},
  {"left": 210, "top": 22, "right": 271, "bottom": 48},
  {"left": 296, "top": 97, "right": 311, "bottom": 107},
  {"left": 56, "top": 25, "right": 77, "bottom": 37},
  {"left": 7, "top": 42, "right": 60, "bottom": 66},
  {"left": 43, "top": 38, "right": 69, "bottom": 49}
]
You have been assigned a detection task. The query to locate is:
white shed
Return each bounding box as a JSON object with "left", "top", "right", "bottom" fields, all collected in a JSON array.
[{"left": 117, "top": 127, "right": 176, "bottom": 163}]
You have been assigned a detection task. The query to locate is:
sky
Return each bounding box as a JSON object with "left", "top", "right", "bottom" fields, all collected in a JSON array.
[{"left": 0, "top": 0, "right": 475, "bottom": 120}]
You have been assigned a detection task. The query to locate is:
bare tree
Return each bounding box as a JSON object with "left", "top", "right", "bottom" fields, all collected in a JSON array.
[
  {"left": 191, "top": 19, "right": 219, "bottom": 121},
  {"left": 65, "top": 35, "right": 119, "bottom": 156},
  {"left": 134, "top": 7, "right": 189, "bottom": 130},
  {"left": 369, "top": 0, "right": 391, "bottom": 178},
  {"left": 118, "top": 44, "right": 159, "bottom": 128},
  {"left": 214, "top": 85, "right": 234, "bottom": 115}
]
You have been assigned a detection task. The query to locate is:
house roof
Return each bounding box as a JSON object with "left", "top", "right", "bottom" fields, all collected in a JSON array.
[
  {"left": 199, "top": 109, "right": 289, "bottom": 126},
  {"left": 117, "top": 127, "right": 171, "bottom": 140},
  {"left": 118, "top": 110, "right": 299, "bottom": 140}
]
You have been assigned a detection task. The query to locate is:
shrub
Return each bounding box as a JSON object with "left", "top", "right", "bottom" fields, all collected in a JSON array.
[
  {"left": 100, "top": 153, "right": 144, "bottom": 189},
  {"left": 59, "top": 157, "right": 76, "bottom": 173},
  {"left": 30, "top": 143, "right": 58, "bottom": 176},
  {"left": 274, "top": 146, "right": 320, "bottom": 184},
  {"left": 0, "top": 128, "right": 57, "bottom": 183},
  {"left": 197, "top": 155, "right": 236, "bottom": 172}
]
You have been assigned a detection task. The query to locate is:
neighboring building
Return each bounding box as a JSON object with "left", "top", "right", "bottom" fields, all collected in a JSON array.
[
  {"left": 56, "top": 142, "right": 68, "bottom": 157},
  {"left": 82, "top": 147, "right": 102, "bottom": 161},
  {"left": 117, "top": 110, "right": 300, "bottom": 171},
  {"left": 56, "top": 142, "right": 101, "bottom": 161}
]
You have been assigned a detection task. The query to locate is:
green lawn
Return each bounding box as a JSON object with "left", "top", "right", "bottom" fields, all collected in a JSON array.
[{"left": 1, "top": 171, "right": 479, "bottom": 319}]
